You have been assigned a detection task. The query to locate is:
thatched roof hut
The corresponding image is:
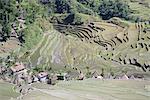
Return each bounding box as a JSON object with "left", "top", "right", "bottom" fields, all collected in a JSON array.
[
  {"left": 114, "top": 73, "right": 129, "bottom": 80},
  {"left": 91, "top": 71, "right": 100, "bottom": 78}
]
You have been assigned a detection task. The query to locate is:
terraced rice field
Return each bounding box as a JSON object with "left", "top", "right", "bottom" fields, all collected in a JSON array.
[
  {"left": 22, "top": 79, "right": 150, "bottom": 100},
  {"left": 22, "top": 20, "right": 149, "bottom": 76},
  {"left": 128, "top": 0, "right": 150, "bottom": 20}
]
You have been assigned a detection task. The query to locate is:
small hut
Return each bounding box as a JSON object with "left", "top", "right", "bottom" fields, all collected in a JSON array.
[
  {"left": 78, "top": 73, "right": 84, "bottom": 80},
  {"left": 91, "top": 71, "right": 100, "bottom": 78},
  {"left": 114, "top": 73, "right": 129, "bottom": 80},
  {"left": 56, "top": 73, "right": 68, "bottom": 81},
  {"left": 32, "top": 75, "right": 39, "bottom": 83},
  {"left": 129, "top": 75, "right": 135, "bottom": 80},
  {"left": 121, "top": 74, "right": 129, "bottom": 80}
]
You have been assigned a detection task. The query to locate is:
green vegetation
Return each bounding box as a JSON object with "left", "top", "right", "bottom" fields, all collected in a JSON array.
[
  {"left": 0, "top": 0, "right": 149, "bottom": 41},
  {"left": 23, "top": 18, "right": 52, "bottom": 50},
  {"left": 0, "top": 0, "right": 17, "bottom": 41},
  {"left": 0, "top": 0, "right": 47, "bottom": 42},
  {"left": 0, "top": 82, "right": 20, "bottom": 100},
  {"left": 99, "top": 0, "right": 131, "bottom": 20}
]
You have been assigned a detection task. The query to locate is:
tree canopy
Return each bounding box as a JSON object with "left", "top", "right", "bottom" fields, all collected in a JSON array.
[
  {"left": 0, "top": 0, "right": 134, "bottom": 41},
  {"left": 0, "top": 0, "right": 17, "bottom": 41},
  {"left": 0, "top": 0, "right": 46, "bottom": 41},
  {"left": 98, "top": 0, "right": 131, "bottom": 20}
]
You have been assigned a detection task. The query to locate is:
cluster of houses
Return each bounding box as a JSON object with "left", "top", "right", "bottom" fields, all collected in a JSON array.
[
  {"left": 0, "top": 62, "right": 84, "bottom": 86},
  {"left": 8, "top": 62, "right": 50, "bottom": 85},
  {"left": 0, "top": 61, "right": 146, "bottom": 97},
  {"left": 0, "top": 62, "right": 145, "bottom": 87}
]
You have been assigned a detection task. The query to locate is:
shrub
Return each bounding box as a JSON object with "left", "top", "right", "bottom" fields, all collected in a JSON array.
[
  {"left": 63, "top": 13, "right": 84, "bottom": 25},
  {"left": 23, "top": 23, "right": 42, "bottom": 50},
  {"left": 85, "top": 72, "right": 92, "bottom": 78}
]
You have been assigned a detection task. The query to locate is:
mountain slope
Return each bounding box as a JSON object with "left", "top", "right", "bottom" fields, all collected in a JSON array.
[{"left": 18, "top": 17, "right": 150, "bottom": 78}]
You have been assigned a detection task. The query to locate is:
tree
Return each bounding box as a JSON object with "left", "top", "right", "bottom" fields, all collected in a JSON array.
[
  {"left": 21, "top": 0, "right": 46, "bottom": 24},
  {"left": 77, "top": 0, "right": 100, "bottom": 12},
  {"left": 100, "top": 68, "right": 104, "bottom": 77},
  {"left": 0, "top": 0, "right": 46, "bottom": 41},
  {"left": 54, "top": 0, "right": 71, "bottom": 13},
  {"left": 0, "top": 0, "right": 17, "bottom": 40},
  {"left": 85, "top": 66, "right": 92, "bottom": 78},
  {"left": 99, "top": 0, "right": 131, "bottom": 20}
]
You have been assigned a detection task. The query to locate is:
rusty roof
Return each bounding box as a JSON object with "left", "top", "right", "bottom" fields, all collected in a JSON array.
[{"left": 10, "top": 62, "right": 25, "bottom": 72}]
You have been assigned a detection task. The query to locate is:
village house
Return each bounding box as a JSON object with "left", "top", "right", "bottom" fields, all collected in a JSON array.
[
  {"left": 78, "top": 72, "right": 84, "bottom": 80},
  {"left": 121, "top": 74, "right": 129, "bottom": 80},
  {"left": 129, "top": 75, "right": 136, "bottom": 80},
  {"left": 10, "top": 62, "right": 27, "bottom": 75},
  {"left": 37, "top": 72, "right": 49, "bottom": 83},
  {"left": 114, "top": 73, "right": 129, "bottom": 80},
  {"left": 54, "top": 71, "right": 85, "bottom": 81},
  {"left": 10, "top": 62, "right": 27, "bottom": 85},
  {"left": 91, "top": 71, "right": 100, "bottom": 78},
  {"left": 32, "top": 75, "right": 39, "bottom": 83},
  {"left": 91, "top": 71, "right": 103, "bottom": 79},
  {"left": 56, "top": 73, "right": 68, "bottom": 81}
]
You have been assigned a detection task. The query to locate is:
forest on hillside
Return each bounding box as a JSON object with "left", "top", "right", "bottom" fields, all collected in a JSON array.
[
  {"left": 1, "top": 0, "right": 149, "bottom": 43},
  {"left": 0, "top": 0, "right": 148, "bottom": 52}
]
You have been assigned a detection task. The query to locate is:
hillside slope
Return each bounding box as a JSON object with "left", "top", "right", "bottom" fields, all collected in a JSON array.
[
  {"left": 0, "top": 0, "right": 150, "bottom": 78},
  {"left": 18, "top": 17, "right": 150, "bottom": 77}
]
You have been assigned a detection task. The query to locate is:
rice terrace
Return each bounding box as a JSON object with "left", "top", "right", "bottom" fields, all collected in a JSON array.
[{"left": 0, "top": 0, "right": 150, "bottom": 100}]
